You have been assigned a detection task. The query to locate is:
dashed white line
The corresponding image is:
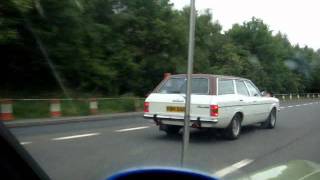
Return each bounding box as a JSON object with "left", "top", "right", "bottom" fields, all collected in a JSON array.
[
  {"left": 213, "top": 159, "right": 254, "bottom": 177},
  {"left": 299, "top": 169, "right": 320, "bottom": 180},
  {"left": 115, "top": 126, "right": 150, "bottom": 132},
  {"left": 295, "top": 105, "right": 301, "bottom": 107},
  {"left": 20, "top": 141, "right": 32, "bottom": 145},
  {"left": 287, "top": 106, "right": 293, "bottom": 108},
  {"left": 52, "top": 133, "right": 100, "bottom": 141}
]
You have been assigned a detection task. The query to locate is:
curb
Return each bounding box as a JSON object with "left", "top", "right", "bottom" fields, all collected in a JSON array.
[{"left": 4, "top": 112, "right": 143, "bottom": 128}]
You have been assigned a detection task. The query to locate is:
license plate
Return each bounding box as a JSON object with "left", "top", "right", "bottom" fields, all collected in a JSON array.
[{"left": 166, "top": 106, "right": 185, "bottom": 112}]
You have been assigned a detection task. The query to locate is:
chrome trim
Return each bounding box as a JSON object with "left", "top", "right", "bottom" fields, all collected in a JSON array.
[
  {"left": 161, "top": 120, "right": 216, "bottom": 128},
  {"left": 143, "top": 114, "right": 218, "bottom": 123}
]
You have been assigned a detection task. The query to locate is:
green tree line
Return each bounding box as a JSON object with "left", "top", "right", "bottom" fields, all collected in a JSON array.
[{"left": 1, "top": 0, "right": 320, "bottom": 97}]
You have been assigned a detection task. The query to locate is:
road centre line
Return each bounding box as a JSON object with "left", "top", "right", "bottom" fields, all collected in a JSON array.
[
  {"left": 213, "top": 159, "right": 254, "bottom": 177},
  {"left": 20, "top": 141, "right": 32, "bottom": 145},
  {"left": 52, "top": 133, "right": 100, "bottom": 141},
  {"left": 115, "top": 126, "right": 150, "bottom": 132},
  {"left": 287, "top": 106, "right": 293, "bottom": 108},
  {"left": 295, "top": 105, "right": 301, "bottom": 107}
]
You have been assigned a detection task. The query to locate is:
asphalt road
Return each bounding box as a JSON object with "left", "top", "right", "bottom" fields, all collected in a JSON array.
[{"left": 8, "top": 100, "right": 320, "bottom": 180}]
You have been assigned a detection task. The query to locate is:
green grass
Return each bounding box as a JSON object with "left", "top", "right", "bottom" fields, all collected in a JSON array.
[
  {"left": 98, "top": 98, "right": 144, "bottom": 113},
  {"left": 10, "top": 98, "right": 144, "bottom": 120},
  {"left": 61, "top": 100, "right": 90, "bottom": 116},
  {"left": 13, "top": 101, "right": 50, "bottom": 119}
]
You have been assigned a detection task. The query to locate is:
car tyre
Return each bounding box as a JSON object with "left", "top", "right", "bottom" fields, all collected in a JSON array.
[
  {"left": 224, "top": 114, "right": 241, "bottom": 140},
  {"left": 160, "top": 125, "right": 181, "bottom": 135},
  {"left": 261, "top": 109, "right": 276, "bottom": 129}
]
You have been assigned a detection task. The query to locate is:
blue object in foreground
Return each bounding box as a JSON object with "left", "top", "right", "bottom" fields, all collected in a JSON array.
[{"left": 107, "top": 168, "right": 219, "bottom": 180}]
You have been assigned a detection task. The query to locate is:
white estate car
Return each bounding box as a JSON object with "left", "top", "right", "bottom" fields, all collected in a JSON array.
[{"left": 144, "top": 74, "right": 279, "bottom": 140}]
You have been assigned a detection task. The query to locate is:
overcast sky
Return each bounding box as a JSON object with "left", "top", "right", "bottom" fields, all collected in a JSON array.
[{"left": 170, "top": 0, "right": 320, "bottom": 50}]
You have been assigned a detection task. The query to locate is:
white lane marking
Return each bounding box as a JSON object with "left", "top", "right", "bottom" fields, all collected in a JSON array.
[
  {"left": 115, "top": 126, "right": 150, "bottom": 132},
  {"left": 295, "top": 105, "right": 301, "bottom": 107},
  {"left": 20, "top": 141, "right": 32, "bottom": 145},
  {"left": 303, "top": 104, "right": 308, "bottom": 106},
  {"left": 52, "top": 133, "right": 100, "bottom": 141},
  {"left": 299, "top": 169, "right": 320, "bottom": 180},
  {"left": 213, "top": 159, "right": 254, "bottom": 177},
  {"left": 287, "top": 106, "right": 293, "bottom": 108}
]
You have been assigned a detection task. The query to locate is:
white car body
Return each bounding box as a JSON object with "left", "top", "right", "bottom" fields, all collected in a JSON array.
[{"left": 144, "top": 74, "right": 279, "bottom": 136}]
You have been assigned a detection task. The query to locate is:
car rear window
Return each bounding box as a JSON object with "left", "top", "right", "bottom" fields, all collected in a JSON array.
[{"left": 158, "top": 77, "right": 209, "bottom": 94}]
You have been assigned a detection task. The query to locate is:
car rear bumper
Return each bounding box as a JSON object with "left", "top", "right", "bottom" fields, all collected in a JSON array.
[{"left": 144, "top": 114, "right": 219, "bottom": 128}]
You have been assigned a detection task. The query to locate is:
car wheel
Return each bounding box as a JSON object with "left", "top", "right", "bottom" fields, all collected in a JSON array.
[
  {"left": 160, "top": 125, "right": 181, "bottom": 135},
  {"left": 224, "top": 114, "right": 241, "bottom": 140},
  {"left": 261, "top": 109, "right": 276, "bottom": 129}
]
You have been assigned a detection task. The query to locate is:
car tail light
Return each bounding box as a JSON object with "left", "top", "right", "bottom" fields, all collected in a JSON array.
[
  {"left": 210, "top": 105, "right": 219, "bottom": 117},
  {"left": 144, "top": 102, "right": 150, "bottom": 112}
]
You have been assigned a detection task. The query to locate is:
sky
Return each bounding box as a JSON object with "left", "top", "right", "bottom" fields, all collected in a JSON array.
[{"left": 170, "top": 0, "right": 320, "bottom": 50}]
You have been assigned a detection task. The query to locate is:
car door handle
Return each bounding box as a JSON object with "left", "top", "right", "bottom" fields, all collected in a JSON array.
[{"left": 240, "top": 99, "right": 244, "bottom": 102}]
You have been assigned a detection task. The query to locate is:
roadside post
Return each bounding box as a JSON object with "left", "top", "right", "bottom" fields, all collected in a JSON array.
[
  {"left": 181, "top": 0, "right": 196, "bottom": 167},
  {"left": 289, "top": 94, "right": 292, "bottom": 100},
  {"left": 297, "top": 94, "right": 300, "bottom": 99},
  {"left": 0, "top": 99, "right": 14, "bottom": 121},
  {"left": 50, "top": 99, "right": 61, "bottom": 117},
  {"left": 89, "top": 98, "right": 98, "bottom": 114}
]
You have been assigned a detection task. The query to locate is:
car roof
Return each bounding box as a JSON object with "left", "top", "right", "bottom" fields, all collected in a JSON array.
[{"left": 169, "top": 74, "right": 250, "bottom": 81}]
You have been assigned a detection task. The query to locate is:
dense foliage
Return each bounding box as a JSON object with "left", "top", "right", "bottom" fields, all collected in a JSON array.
[{"left": 1, "top": 0, "right": 320, "bottom": 97}]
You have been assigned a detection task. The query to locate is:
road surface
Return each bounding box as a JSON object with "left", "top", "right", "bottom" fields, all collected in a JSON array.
[{"left": 8, "top": 100, "right": 320, "bottom": 180}]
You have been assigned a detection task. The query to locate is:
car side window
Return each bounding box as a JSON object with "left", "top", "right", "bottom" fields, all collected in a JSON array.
[
  {"left": 218, "top": 79, "right": 235, "bottom": 95},
  {"left": 236, "top": 80, "right": 250, "bottom": 96},
  {"left": 245, "top": 81, "right": 261, "bottom": 97}
]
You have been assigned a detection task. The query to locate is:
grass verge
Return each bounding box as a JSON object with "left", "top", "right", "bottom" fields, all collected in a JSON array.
[{"left": 11, "top": 98, "right": 144, "bottom": 120}]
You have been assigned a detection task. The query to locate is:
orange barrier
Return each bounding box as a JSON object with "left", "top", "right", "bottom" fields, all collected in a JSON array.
[
  {"left": 50, "top": 99, "right": 61, "bottom": 117},
  {"left": 89, "top": 98, "right": 98, "bottom": 114},
  {"left": 0, "top": 99, "right": 14, "bottom": 121}
]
